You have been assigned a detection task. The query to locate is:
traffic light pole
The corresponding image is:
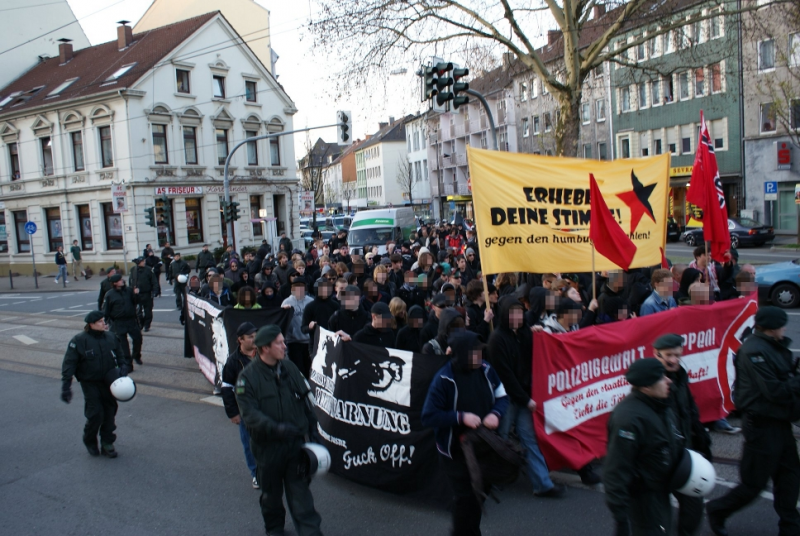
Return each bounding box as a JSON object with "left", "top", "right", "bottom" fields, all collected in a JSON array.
[
  {"left": 465, "top": 89, "right": 499, "bottom": 151},
  {"left": 223, "top": 122, "right": 343, "bottom": 251}
]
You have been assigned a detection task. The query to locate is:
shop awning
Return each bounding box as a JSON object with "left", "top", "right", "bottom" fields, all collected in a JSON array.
[{"left": 446, "top": 195, "right": 472, "bottom": 202}]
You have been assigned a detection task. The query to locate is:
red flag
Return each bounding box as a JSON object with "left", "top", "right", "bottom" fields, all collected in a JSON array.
[
  {"left": 687, "top": 111, "right": 730, "bottom": 262},
  {"left": 589, "top": 174, "right": 637, "bottom": 270}
]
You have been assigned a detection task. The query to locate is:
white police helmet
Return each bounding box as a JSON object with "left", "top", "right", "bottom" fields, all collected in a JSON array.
[
  {"left": 671, "top": 449, "right": 716, "bottom": 497},
  {"left": 177, "top": 274, "right": 188, "bottom": 284},
  {"left": 107, "top": 372, "right": 136, "bottom": 402},
  {"left": 300, "top": 443, "right": 331, "bottom": 477}
]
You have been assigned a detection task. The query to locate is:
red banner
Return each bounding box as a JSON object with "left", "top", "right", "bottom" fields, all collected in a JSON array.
[{"left": 531, "top": 296, "right": 757, "bottom": 471}]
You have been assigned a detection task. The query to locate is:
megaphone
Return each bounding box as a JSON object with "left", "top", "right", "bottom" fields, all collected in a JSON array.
[
  {"left": 670, "top": 449, "right": 716, "bottom": 497},
  {"left": 104, "top": 368, "right": 136, "bottom": 402}
]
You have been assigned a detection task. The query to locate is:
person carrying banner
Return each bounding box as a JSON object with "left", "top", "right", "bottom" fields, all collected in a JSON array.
[
  {"left": 282, "top": 279, "right": 314, "bottom": 378},
  {"left": 421, "top": 330, "right": 509, "bottom": 536},
  {"left": 489, "top": 295, "right": 565, "bottom": 498},
  {"left": 639, "top": 269, "right": 677, "bottom": 317},
  {"left": 604, "top": 358, "right": 682, "bottom": 536},
  {"left": 235, "top": 325, "right": 323, "bottom": 536},
  {"left": 706, "top": 307, "right": 800, "bottom": 536},
  {"left": 395, "top": 305, "right": 425, "bottom": 352},
  {"left": 222, "top": 321, "right": 260, "bottom": 489},
  {"left": 353, "top": 302, "right": 397, "bottom": 347},
  {"left": 651, "top": 333, "right": 710, "bottom": 536},
  {"left": 301, "top": 280, "right": 339, "bottom": 334},
  {"left": 104, "top": 274, "right": 143, "bottom": 370},
  {"left": 327, "top": 285, "right": 370, "bottom": 341},
  {"left": 169, "top": 252, "right": 191, "bottom": 324}
]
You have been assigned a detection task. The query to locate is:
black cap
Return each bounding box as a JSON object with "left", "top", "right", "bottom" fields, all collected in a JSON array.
[
  {"left": 431, "top": 293, "right": 448, "bottom": 307},
  {"left": 109, "top": 274, "right": 122, "bottom": 283},
  {"left": 291, "top": 279, "right": 307, "bottom": 287},
  {"left": 236, "top": 322, "right": 258, "bottom": 337},
  {"left": 84, "top": 310, "right": 104, "bottom": 324},
  {"left": 408, "top": 305, "right": 425, "bottom": 319},
  {"left": 626, "top": 358, "right": 666, "bottom": 387},
  {"left": 653, "top": 333, "right": 684, "bottom": 350},
  {"left": 371, "top": 302, "right": 392, "bottom": 319},
  {"left": 755, "top": 306, "right": 788, "bottom": 329}
]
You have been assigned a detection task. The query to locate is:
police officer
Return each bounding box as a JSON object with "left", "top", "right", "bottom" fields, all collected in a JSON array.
[
  {"left": 97, "top": 267, "right": 117, "bottom": 310},
  {"left": 130, "top": 257, "right": 157, "bottom": 332},
  {"left": 104, "top": 274, "right": 143, "bottom": 369},
  {"left": 235, "top": 325, "right": 323, "bottom": 536},
  {"left": 196, "top": 244, "right": 216, "bottom": 281},
  {"left": 169, "top": 252, "right": 191, "bottom": 321},
  {"left": 652, "top": 333, "right": 711, "bottom": 536},
  {"left": 604, "top": 358, "right": 683, "bottom": 536},
  {"left": 706, "top": 306, "right": 800, "bottom": 536},
  {"left": 61, "top": 310, "right": 129, "bottom": 458}
]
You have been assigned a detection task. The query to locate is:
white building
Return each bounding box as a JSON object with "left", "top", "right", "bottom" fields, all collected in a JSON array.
[
  {"left": 0, "top": 0, "right": 91, "bottom": 89},
  {"left": 354, "top": 117, "right": 409, "bottom": 208},
  {"left": 404, "top": 113, "right": 432, "bottom": 218},
  {"left": 0, "top": 12, "right": 299, "bottom": 274}
]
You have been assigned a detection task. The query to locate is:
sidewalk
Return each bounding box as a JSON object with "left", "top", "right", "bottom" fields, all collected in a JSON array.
[{"left": 0, "top": 272, "right": 103, "bottom": 293}]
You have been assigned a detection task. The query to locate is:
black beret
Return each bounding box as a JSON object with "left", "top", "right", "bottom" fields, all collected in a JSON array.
[
  {"left": 653, "top": 333, "right": 684, "bottom": 350},
  {"left": 109, "top": 274, "right": 122, "bottom": 283},
  {"left": 626, "top": 358, "right": 666, "bottom": 388},
  {"left": 254, "top": 325, "right": 282, "bottom": 347},
  {"left": 755, "top": 306, "right": 788, "bottom": 329},
  {"left": 84, "top": 310, "right": 104, "bottom": 324}
]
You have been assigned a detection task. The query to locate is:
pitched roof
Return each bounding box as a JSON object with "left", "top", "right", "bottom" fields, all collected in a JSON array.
[
  {"left": 0, "top": 12, "right": 218, "bottom": 117},
  {"left": 359, "top": 115, "right": 411, "bottom": 150}
]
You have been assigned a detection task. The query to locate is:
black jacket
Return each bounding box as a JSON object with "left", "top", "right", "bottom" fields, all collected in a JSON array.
[
  {"left": 353, "top": 324, "right": 395, "bottom": 347},
  {"left": 130, "top": 265, "right": 157, "bottom": 293},
  {"left": 170, "top": 259, "right": 191, "bottom": 280},
  {"left": 395, "top": 325, "right": 422, "bottom": 353},
  {"left": 221, "top": 347, "right": 254, "bottom": 419},
  {"left": 486, "top": 296, "right": 530, "bottom": 407},
  {"left": 397, "top": 284, "right": 426, "bottom": 312},
  {"left": 422, "top": 308, "right": 462, "bottom": 355},
  {"left": 104, "top": 286, "right": 138, "bottom": 324},
  {"left": 666, "top": 366, "right": 711, "bottom": 458},
  {"left": 301, "top": 295, "right": 339, "bottom": 334},
  {"left": 196, "top": 250, "right": 216, "bottom": 271},
  {"left": 419, "top": 314, "right": 440, "bottom": 349},
  {"left": 466, "top": 301, "right": 492, "bottom": 342},
  {"left": 98, "top": 277, "right": 113, "bottom": 309},
  {"left": 328, "top": 305, "right": 371, "bottom": 337},
  {"left": 62, "top": 329, "right": 127, "bottom": 383},
  {"left": 145, "top": 254, "right": 162, "bottom": 275}
]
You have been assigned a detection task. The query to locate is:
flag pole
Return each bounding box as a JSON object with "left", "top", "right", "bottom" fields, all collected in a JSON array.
[
  {"left": 481, "top": 274, "right": 493, "bottom": 333},
  {"left": 591, "top": 241, "right": 597, "bottom": 301}
]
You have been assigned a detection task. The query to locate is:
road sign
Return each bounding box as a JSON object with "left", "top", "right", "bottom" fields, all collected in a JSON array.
[
  {"left": 765, "top": 181, "right": 778, "bottom": 201},
  {"left": 24, "top": 221, "right": 37, "bottom": 235}
]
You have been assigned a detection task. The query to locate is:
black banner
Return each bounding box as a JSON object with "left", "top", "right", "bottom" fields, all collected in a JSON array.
[
  {"left": 184, "top": 293, "right": 292, "bottom": 387},
  {"left": 310, "top": 328, "right": 450, "bottom": 499}
]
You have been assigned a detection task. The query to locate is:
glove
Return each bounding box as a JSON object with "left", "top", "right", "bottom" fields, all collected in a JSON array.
[
  {"left": 61, "top": 380, "right": 73, "bottom": 404},
  {"left": 118, "top": 365, "right": 129, "bottom": 377},
  {"left": 615, "top": 520, "right": 631, "bottom": 536},
  {"left": 275, "top": 423, "right": 304, "bottom": 440}
]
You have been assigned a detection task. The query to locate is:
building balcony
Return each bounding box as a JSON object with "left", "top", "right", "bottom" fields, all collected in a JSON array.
[
  {"left": 455, "top": 124, "right": 466, "bottom": 138},
  {"left": 441, "top": 128, "right": 452, "bottom": 141},
  {"left": 443, "top": 182, "right": 471, "bottom": 196},
  {"left": 442, "top": 156, "right": 454, "bottom": 168},
  {"left": 455, "top": 153, "right": 468, "bottom": 166},
  {"left": 469, "top": 119, "right": 481, "bottom": 133}
]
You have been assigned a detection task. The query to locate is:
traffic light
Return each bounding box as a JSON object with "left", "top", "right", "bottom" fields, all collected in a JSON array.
[
  {"left": 144, "top": 207, "right": 155, "bottom": 228},
  {"left": 157, "top": 194, "right": 172, "bottom": 229},
  {"left": 452, "top": 67, "right": 470, "bottom": 109},
  {"left": 221, "top": 200, "right": 230, "bottom": 222},
  {"left": 230, "top": 200, "right": 241, "bottom": 221},
  {"left": 337, "top": 110, "right": 352, "bottom": 145},
  {"left": 421, "top": 65, "right": 438, "bottom": 101},
  {"left": 435, "top": 62, "right": 454, "bottom": 106}
]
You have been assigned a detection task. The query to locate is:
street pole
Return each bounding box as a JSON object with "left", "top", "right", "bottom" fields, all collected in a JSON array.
[
  {"left": 223, "top": 123, "right": 342, "bottom": 252},
  {"left": 30, "top": 240, "right": 38, "bottom": 289},
  {"left": 466, "top": 89, "right": 499, "bottom": 151}
]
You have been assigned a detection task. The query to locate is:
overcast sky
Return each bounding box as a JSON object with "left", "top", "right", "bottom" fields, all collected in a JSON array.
[{"left": 66, "top": 0, "right": 424, "bottom": 152}]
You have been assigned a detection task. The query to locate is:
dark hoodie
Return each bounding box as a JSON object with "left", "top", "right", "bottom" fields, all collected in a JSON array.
[
  {"left": 422, "top": 308, "right": 463, "bottom": 355},
  {"left": 328, "top": 300, "right": 371, "bottom": 337},
  {"left": 301, "top": 281, "right": 340, "bottom": 333},
  {"left": 525, "top": 287, "right": 549, "bottom": 327},
  {"left": 486, "top": 296, "right": 531, "bottom": 407},
  {"left": 677, "top": 267, "right": 703, "bottom": 300},
  {"left": 257, "top": 281, "right": 281, "bottom": 309},
  {"left": 396, "top": 305, "right": 424, "bottom": 353}
]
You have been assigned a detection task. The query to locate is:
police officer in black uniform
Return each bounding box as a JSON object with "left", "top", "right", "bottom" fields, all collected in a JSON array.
[
  {"left": 196, "top": 244, "right": 216, "bottom": 281},
  {"left": 104, "top": 274, "right": 143, "bottom": 369},
  {"left": 652, "top": 333, "right": 711, "bottom": 536},
  {"left": 97, "top": 267, "right": 117, "bottom": 310},
  {"left": 130, "top": 257, "right": 157, "bottom": 332},
  {"left": 604, "top": 358, "right": 683, "bottom": 536},
  {"left": 235, "top": 325, "right": 323, "bottom": 536},
  {"left": 61, "top": 310, "right": 129, "bottom": 458},
  {"left": 706, "top": 306, "right": 800, "bottom": 536}
]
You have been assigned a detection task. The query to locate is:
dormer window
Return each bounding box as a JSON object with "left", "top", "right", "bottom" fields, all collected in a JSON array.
[
  {"left": 0, "top": 92, "right": 22, "bottom": 108},
  {"left": 47, "top": 78, "right": 78, "bottom": 97},
  {"left": 103, "top": 63, "right": 136, "bottom": 84}
]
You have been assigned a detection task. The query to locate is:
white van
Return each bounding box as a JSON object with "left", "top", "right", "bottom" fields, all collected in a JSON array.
[{"left": 348, "top": 208, "right": 416, "bottom": 255}]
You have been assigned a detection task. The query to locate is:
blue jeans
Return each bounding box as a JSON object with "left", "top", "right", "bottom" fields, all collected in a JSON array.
[
  {"left": 499, "top": 403, "right": 554, "bottom": 493},
  {"left": 239, "top": 420, "right": 257, "bottom": 478},
  {"left": 55, "top": 265, "right": 68, "bottom": 282}
]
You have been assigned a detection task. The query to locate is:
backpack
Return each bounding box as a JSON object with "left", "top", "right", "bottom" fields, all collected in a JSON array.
[{"left": 460, "top": 426, "right": 525, "bottom": 507}]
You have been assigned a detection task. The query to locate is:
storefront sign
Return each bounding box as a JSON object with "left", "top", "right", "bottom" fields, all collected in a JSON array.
[
  {"left": 669, "top": 166, "right": 693, "bottom": 177},
  {"left": 112, "top": 184, "right": 128, "bottom": 214},
  {"left": 778, "top": 142, "right": 792, "bottom": 171},
  {"left": 205, "top": 185, "right": 250, "bottom": 194},
  {"left": 154, "top": 186, "right": 203, "bottom": 196}
]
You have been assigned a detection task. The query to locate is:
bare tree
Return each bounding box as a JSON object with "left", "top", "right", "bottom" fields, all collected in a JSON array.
[
  {"left": 396, "top": 158, "right": 414, "bottom": 207},
  {"left": 299, "top": 136, "right": 338, "bottom": 227},
  {"left": 310, "top": 0, "right": 789, "bottom": 156},
  {"left": 341, "top": 183, "right": 354, "bottom": 213}
]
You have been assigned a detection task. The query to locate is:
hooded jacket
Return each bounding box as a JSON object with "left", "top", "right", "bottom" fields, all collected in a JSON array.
[
  {"left": 281, "top": 293, "right": 314, "bottom": 344},
  {"left": 542, "top": 314, "right": 570, "bottom": 334},
  {"left": 328, "top": 301, "right": 371, "bottom": 337},
  {"left": 257, "top": 281, "right": 281, "bottom": 309},
  {"left": 486, "top": 296, "right": 531, "bottom": 407},
  {"left": 421, "top": 331, "right": 508, "bottom": 459},
  {"left": 301, "top": 283, "right": 340, "bottom": 333},
  {"left": 422, "top": 307, "right": 463, "bottom": 355}
]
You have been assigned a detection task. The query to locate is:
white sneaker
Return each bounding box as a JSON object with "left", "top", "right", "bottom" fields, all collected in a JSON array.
[
  {"left": 252, "top": 477, "right": 260, "bottom": 489},
  {"left": 55, "top": 279, "right": 58, "bottom": 283},
  {"left": 65, "top": 280, "right": 69, "bottom": 284}
]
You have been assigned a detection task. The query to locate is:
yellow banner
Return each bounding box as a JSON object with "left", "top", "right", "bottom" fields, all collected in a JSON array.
[{"left": 467, "top": 148, "right": 670, "bottom": 274}]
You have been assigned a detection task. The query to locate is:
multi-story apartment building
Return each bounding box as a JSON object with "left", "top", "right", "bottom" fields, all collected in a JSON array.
[
  {"left": 322, "top": 139, "right": 364, "bottom": 214},
  {"left": 740, "top": 1, "right": 800, "bottom": 233},
  {"left": 0, "top": 13, "right": 299, "bottom": 273},
  {"left": 404, "top": 113, "right": 432, "bottom": 218},
  {"left": 298, "top": 138, "right": 344, "bottom": 208},
  {"left": 426, "top": 60, "right": 519, "bottom": 221},
  {"left": 354, "top": 118, "right": 409, "bottom": 208},
  {"left": 610, "top": 0, "right": 742, "bottom": 225}
]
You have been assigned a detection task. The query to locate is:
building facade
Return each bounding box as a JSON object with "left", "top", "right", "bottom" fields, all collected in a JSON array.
[
  {"left": 0, "top": 13, "right": 299, "bottom": 274},
  {"left": 354, "top": 118, "right": 409, "bottom": 208},
  {"left": 404, "top": 113, "right": 432, "bottom": 218}
]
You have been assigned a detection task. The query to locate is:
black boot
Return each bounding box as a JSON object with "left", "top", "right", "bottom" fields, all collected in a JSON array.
[
  {"left": 84, "top": 440, "right": 100, "bottom": 457},
  {"left": 578, "top": 464, "right": 601, "bottom": 485},
  {"left": 100, "top": 443, "right": 118, "bottom": 458}
]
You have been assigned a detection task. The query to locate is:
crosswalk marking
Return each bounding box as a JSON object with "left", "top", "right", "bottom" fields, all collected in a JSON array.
[{"left": 13, "top": 334, "right": 38, "bottom": 345}]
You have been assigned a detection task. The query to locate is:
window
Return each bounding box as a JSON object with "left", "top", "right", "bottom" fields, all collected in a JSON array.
[
  {"left": 648, "top": 34, "right": 658, "bottom": 57},
  {"left": 520, "top": 82, "right": 528, "bottom": 102},
  {"left": 675, "top": 26, "right": 688, "bottom": 49},
  {"left": 522, "top": 118, "right": 530, "bottom": 137},
  {"left": 250, "top": 195, "right": 263, "bottom": 236},
  {"left": 694, "top": 68, "right": 705, "bottom": 97},
  {"left": 216, "top": 129, "right": 229, "bottom": 165},
  {"left": 663, "top": 30, "right": 674, "bottom": 54},
  {"left": 544, "top": 112, "right": 552, "bottom": 132},
  {"left": 182, "top": 199, "right": 203, "bottom": 242},
  {"left": 581, "top": 102, "right": 590, "bottom": 124},
  {"left": 47, "top": 78, "right": 78, "bottom": 97},
  {"left": 531, "top": 78, "right": 538, "bottom": 97},
  {"left": 213, "top": 75, "right": 226, "bottom": 98},
  {"left": 0, "top": 211, "right": 6, "bottom": 252},
  {"left": 152, "top": 124, "right": 168, "bottom": 164},
  {"left": 70, "top": 132, "right": 84, "bottom": 171},
  {"left": 760, "top": 103, "right": 776, "bottom": 132},
  {"left": 636, "top": 40, "right": 646, "bottom": 61},
  {"left": 13, "top": 211, "right": 29, "bottom": 253},
  {"left": 651, "top": 78, "right": 661, "bottom": 105},
  {"left": 691, "top": 18, "right": 702, "bottom": 44},
  {"left": 40, "top": 137, "right": 54, "bottom": 176},
  {"left": 710, "top": 10, "right": 722, "bottom": 39},
  {"left": 654, "top": 139, "right": 663, "bottom": 155},
  {"left": 270, "top": 138, "right": 281, "bottom": 166},
  {"left": 669, "top": 142, "right": 677, "bottom": 153},
  {"left": 596, "top": 100, "right": 605, "bottom": 121},
  {"left": 99, "top": 126, "right": 113, "bottom": 168},
  {"left": 620, "top": 138, "right": 631, "bottom": 158},
  {"left": 246, "top": 130, "right": 258, "bottom": 165},
  {"left": 710, "top": 63, "right": 723, "bottom": 93},
  {"left": 176, "top": 69, "right": 190, "bottom": 93},
  {"left": 77, "top": 205, "right": 92, "bottom": 250},
  {"left": 792, "top": 99, "right": 800, "bottom": 131},
  {"left": 664, "top": 76, "right": 674, "bottom": 103},
  {"left": 621, "top": 87, "right": 631, "bottom": 112},
  {"left": 681, "top": 124, "right": 692, "bottom": 153},
  {"left": 102, "top": 203, "right": 123, "bottom": 250},
  {"left": 45, "top": 207, "right": 62, "bottom": 251},
  {"left": 245, "top": 80, "right": 257, "bottom": 102},
  {"left": 640, "top": 132, "right": 649, "bottom": 156},
  {"left": 104, "top": 63, "right": 135, "bottom": 83},
  {"left": 156, "top": 197, "right": 174, "bottom": 246},
  {"left": 679, "top": 72, "right": 690, "bottom": 100},
  {"left": 638, "top": 83, "right": 647, "bottom": 108},
  {"left": 789, "top": 33, "right": 800, "bottom": 67},
  {"left": 759, "top": 40, "right": 775, "bottom": 71},
  {"left": 8, "top": 142, "right": 20, "bottom": 180},
  {"left": 583, "top": 144, "right": 592, "bottom": 158},
  {"left": 183, "top": 126, "right": 198, "bottom": 165},
  {"left": 594, "top": 63, "right": 604, "bottom": 78},
  {"left": 533, "top": 116, "right": 541, "bottom": 134}
]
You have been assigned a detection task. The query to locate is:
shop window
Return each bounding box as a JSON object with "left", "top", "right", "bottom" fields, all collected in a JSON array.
[
  {"left": 0, "top": 211, "right": 7, "bottom": 252},
  {"left": 156, "top": 197, "right": 174, "bottom": 246},
  {"left": 45, "top": 207, "right": 62, "bottom": 251},
  {"left": 185, "top": 198, "right": 203, "bottom": 244},
  {"left": 250, "top": 195, "right": 263, "bottom": 237},
  {"left": 13, "top": 210, "right": 29, "bottom": 253},
  {"left": 102, "top": 203, "right": 123, "bottom": 250},
  {"left": 77, "top": 205, "right": 92, "bottom": 250}
]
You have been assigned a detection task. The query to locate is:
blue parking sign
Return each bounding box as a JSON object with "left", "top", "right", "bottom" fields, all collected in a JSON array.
[{"left": 765, "top": 182, "right": 778, "bottom": 194}]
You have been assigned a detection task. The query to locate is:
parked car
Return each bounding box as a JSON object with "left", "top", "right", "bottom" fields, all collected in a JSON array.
[
  {"left": 681, "top": 218, "right": 774, "bottom": 248},
  {"left": 756, "top": 259, "right": 800, "bottom": 308}
]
